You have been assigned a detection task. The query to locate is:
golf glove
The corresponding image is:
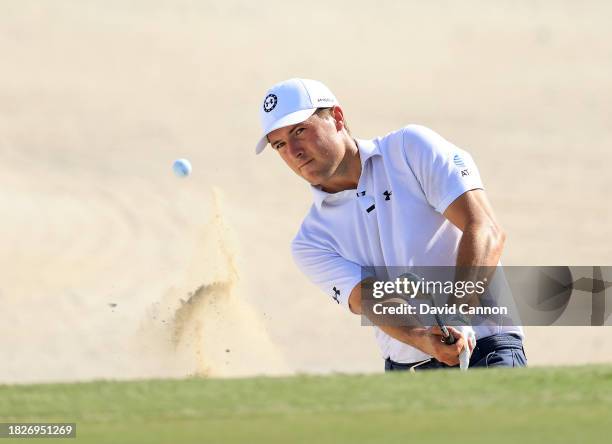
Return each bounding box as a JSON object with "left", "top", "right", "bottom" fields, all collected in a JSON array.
[{"left": 455, "top": 325, "right": 476, "bottom": 371}]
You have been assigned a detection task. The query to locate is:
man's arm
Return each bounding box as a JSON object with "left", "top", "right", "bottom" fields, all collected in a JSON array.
[
  {"left": 346, "top": 188, "right": 504, "bottom": 364},
  {"left": 443, "top": 189, "right": 506, "bottom": 306},
  {"left": 348, "top": 279, "right": 467, "bottom": 366}
]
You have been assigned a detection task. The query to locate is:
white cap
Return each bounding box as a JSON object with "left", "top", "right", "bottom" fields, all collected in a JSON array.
[{"left": 255, "top": 78, "right": 338, "bottom": 154}]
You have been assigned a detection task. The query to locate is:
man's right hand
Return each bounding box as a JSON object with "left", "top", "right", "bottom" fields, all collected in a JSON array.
[{"left": 421, "top": 326, "right": 471, "bottom": 366}]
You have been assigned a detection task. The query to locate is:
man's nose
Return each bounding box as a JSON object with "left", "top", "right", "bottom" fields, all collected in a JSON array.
[{"left": 287, "top": 140, "right": 304, "bottom": 159}]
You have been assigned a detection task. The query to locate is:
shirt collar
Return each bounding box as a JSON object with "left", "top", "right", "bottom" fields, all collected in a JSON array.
[{"left": 310, "top": 138, "right": 381, "bottom": 209}]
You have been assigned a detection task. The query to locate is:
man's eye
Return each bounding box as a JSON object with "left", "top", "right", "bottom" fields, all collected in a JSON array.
[
  {"left": 275, "top": 142, "right": 285, "bottom": 150},
  {"left": 295, "top": 128, "right": 305, "bottom": 136}
]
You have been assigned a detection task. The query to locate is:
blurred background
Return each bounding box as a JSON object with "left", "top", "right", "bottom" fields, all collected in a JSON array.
[{"left": 1, "top": 0, "right": 611, "bottom": 383}]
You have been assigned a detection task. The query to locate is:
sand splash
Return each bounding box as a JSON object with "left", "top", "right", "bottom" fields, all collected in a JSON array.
[{"left": 135, "top": 188, "right": 290, "bottom": 378}]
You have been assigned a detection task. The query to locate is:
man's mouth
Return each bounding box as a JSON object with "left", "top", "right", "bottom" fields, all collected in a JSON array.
[{"left": 298, "top": 159, "right": 313, "bottom": 170}]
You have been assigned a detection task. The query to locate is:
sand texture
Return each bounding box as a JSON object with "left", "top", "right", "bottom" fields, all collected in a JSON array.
[{"left": 1, "top": 1, "right": 611, "bottom": 383}]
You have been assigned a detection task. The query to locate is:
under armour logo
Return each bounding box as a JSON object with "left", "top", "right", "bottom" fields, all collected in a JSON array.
[
  {"left": 332, "top": 286, "right": 340, "bottom": 304},
  {"left": 383, "top": 190, "right": 392, "bottom": 201}
]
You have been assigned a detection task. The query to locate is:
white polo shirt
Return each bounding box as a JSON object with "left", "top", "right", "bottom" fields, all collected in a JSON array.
[{"left": 291, "top": 124, "right": 523, "bottom": 364}]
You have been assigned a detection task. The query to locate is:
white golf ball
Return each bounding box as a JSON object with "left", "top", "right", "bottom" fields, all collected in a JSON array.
[{"left": 173, "top": 158, "right": 192, "bottom": 177}]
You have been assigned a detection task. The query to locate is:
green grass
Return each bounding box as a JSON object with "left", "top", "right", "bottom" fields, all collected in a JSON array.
[{"left": 1, "top": 366, "right": 612, "bottom": 443}]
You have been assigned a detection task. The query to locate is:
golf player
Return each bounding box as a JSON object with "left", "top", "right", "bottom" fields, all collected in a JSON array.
[{"left": 255, "top": 78, "right": 527, "bottom": 371}]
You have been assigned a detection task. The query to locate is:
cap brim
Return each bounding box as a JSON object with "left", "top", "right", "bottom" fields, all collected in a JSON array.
[{"left": 255, "top": 108, "right": 318, "bottom": 154}]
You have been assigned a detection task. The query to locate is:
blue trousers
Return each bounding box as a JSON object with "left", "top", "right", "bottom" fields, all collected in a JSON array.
[{"left": 385, "top": 333, "right": 527, "bottom": 372}]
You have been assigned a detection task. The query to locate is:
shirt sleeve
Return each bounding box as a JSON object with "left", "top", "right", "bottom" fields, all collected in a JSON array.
[
  {"left": 401, "top": 125, "right": 484, "bottom": 213},
  {"left": 291, "top": 234, "right": 369, "bottom": 309}
]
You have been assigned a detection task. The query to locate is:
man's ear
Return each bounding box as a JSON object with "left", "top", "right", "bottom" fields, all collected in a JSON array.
[{"left": 332, "top": 106, "right": 345, "bottom": 131}]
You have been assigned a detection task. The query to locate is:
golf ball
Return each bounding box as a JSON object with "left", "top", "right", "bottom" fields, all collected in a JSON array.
[{"left": 173, "top": 158, "right": 192, "bottom": 177}]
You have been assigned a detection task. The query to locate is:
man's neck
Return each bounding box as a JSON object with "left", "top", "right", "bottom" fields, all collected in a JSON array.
[{"left": 319, "top": 138, "right": 361, "bottom": 193}]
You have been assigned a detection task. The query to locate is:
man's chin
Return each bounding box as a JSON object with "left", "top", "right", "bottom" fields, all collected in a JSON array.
[
  {"left": 299, "top": 168, "right": 333, "bottom": 188},
  {"left": 300, "top": 171, "right": 321, "bottom": 186},
  {"left": 303, "top": 175, "right": 329, "bottom": 188}
]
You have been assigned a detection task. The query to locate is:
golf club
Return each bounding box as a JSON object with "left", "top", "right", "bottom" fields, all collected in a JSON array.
[{"left": 400, "top": 272, "right": 456, "bottom": 345}]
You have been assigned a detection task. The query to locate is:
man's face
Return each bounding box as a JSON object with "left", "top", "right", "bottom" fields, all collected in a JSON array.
[{"left": 267, "top": 108, "right": 346, "bottom": 186}]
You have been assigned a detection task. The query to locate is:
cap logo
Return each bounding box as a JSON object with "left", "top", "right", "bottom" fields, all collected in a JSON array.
[{"left": 263, "top": 93, "right": 278, "bottom": 113}]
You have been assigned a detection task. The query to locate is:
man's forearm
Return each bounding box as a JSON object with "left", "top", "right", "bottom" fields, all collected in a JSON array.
[
  {"left": 451, "top": 221, "right": 506, "bottom": 307},
  {"left": 456, "top": 221, "right": 505, "bottom": 267},
  {"left": 367, "top": 312, "right": 464, "bottom": 365},
  {"left": 349, "top": 281, "right": 438, "bottom": 356},
  {"left": 377, "top": 324, "right": 437, "bottom": 356}
]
